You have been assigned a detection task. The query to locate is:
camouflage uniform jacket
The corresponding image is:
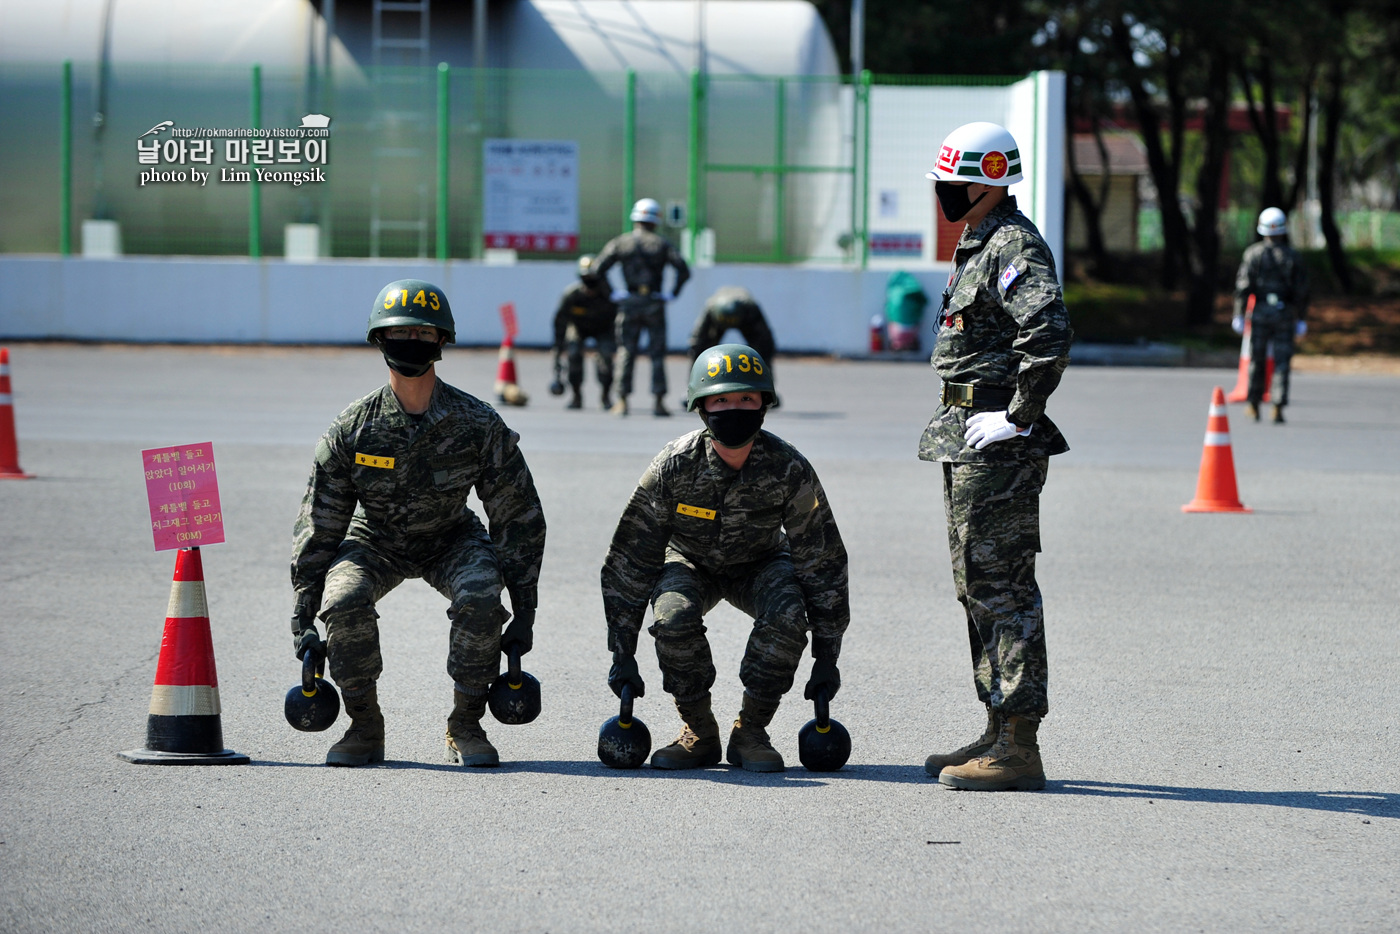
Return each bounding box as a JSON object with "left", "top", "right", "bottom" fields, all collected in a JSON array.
[
  {"left": 918, "top": 196, "right": 1073, "bottom": 464},
  {"left": 291, "top": 379, "right": 546, "bottom": 614},
  {"left": 693, "top": 287, "right": 776, "bottom": 359},
  {"left": 1234, "top": 240, "right": 1310, "bottom": 322},
  {"left": 594, "top": 229, "right": 691, "bottom": 297},
  {"left": 601, "top": 429, "right": 849, "bottom": 657},
  {"left": 553, "top": 279, "right": 617, "bottom": 345}
]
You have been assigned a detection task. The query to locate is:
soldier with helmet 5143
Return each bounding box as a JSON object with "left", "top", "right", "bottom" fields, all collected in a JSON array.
[
  {"left": 601, "top": 343, "right": 849, "bottom": 772},
  {"left": 289, "top": 279, "right": 546, "bottom": 769},
  {"left": 919, "top": 122, "right": 1073, "bottom": 792}
]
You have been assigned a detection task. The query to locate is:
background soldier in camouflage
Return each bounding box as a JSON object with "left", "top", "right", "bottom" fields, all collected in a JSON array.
[
  {"left": 687, "top": 286, "right": 776, "bottom": 364},
  {"left": 593, "top": 197, "right": 691, "bottom": 417},
  {"left": 290, "top": 279, "right": 546, "bottom": 769},
  {"left": 920, "top": 122, "right": 1073, "bottom": 792},
  {"left": 601, "top": 343, "right": 848, "bottom": 772},
  {"left": 549, "top": 254, "right": 618, "bottom": 410},
  {"left": 1233, "top": 207, "right": 1310, "bottom": 423}
]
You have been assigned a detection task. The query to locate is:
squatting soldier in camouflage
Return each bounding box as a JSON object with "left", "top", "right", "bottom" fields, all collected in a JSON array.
[
  {"left": 920, "top": 122, "right": 1073, "bottom": 792},
  {"left": 550, "top": 254, "right": 618, "bottom": 410},
  {"left": 290, "top": 279, "right": 546, "bottom": 769},
  {"left": 688, "top": 287, "right": 776, "bottom": 363},
  {"left": 593, "top": 197, "right": 690, "bottom": 417},
  {"left": 601, "top": 343, "right": 849, "bottom": 772},
  {"left": 1233, "top": 207, "right": 1310, "bottom": 423}
]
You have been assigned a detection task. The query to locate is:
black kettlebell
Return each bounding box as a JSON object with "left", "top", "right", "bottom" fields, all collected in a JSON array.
[
  {"left": 284, "top": 644, "right": 340, "bottom": 732},
  {"left": 487, "top": 644, "right": 541, "bottom": 725},
  {"left": 548, "top": 379, "right": 566, "bottom": 396},
  {"left": 797, "top": 688, "right": 851, "bottom": 771},
  {"left": 597, "top": 684, "right": 651, "bottom": 769}
]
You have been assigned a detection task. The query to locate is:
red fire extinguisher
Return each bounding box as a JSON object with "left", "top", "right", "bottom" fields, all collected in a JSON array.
[{"left": 869, "top": 314, "right": 885, "bottom": 353}]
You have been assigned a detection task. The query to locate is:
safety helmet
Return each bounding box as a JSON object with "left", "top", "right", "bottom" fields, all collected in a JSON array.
[
  {"left": 711, "top": 286, "right": 755, "bottom": 326},
  {"left": 925, "top": 122, "right": 1023, "bottom": 186},
  {"left": 630, "top": 197, "right": 662, "bottom": 225},
  {"left": 686, "top": 342, "right": 775, "bottom": 412},
  {"left": 577, "top": 254, "right": 597, "bottom": 278},
  {"left": 1257, "top": 207, "right": 1288, "bottom": 237},
  {"left": 367, "top": 279, "right": 455, "bottom": 343}
]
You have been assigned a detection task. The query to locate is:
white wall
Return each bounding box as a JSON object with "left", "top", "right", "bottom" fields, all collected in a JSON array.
[{"left": 0, "top": 255, "right": 954, "bottom": 355}]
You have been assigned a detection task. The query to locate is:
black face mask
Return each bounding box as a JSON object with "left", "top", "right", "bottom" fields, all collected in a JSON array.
[
  {"left": 380, "top": 338, "right": 442, "bottom": 378},
  {"left": 702, "top": 407, "right": 767, "bottom": 448},
  {"left": 935, "top": 181, "right": 989, "bottom": 223}
]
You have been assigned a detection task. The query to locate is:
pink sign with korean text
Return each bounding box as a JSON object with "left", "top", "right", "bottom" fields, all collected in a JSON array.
[{"left": 142, "top": 442, "right": 225, "bottom": 551}]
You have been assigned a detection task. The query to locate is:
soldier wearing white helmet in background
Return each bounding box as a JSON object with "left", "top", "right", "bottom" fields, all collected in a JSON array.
[
  {"left": 918, "top": 121, "right": 1073, "bottom": 792},
  {"left": 593, "top": 198, "right": 691, "bottom": 417},
  {"left": 1232, "top": 207, "right": 1310, "bottom": 423}
]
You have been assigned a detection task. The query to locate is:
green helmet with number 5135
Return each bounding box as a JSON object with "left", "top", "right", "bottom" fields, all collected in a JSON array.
[
  {"left": 367, "top": 279, "right": 456, "bottom": 343},
  {"left": 686, "top": 343, "right": 775, "bottom": 411}
]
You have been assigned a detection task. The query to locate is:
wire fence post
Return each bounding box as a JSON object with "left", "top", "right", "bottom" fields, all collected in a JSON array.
[
  {"left": 249, "top": 63, "right": 262, "bottom": 259},
  {"left": 437, "top": 62, "right": 450, "bottom": 261},
  {"left": 60, "top": 60, "right": 72, "bottom": 257},
  {"left": 859, "top": 69, "right": 872, "bottom": 269},
  {"left": 623, "top": 69, "right": 636, "bottom": 232},
  {"left": 773, "top": 77, "right": 786, "bottom": 262},
  {"left": 687, "top": 69, "right": 701, "bottom": 263}
]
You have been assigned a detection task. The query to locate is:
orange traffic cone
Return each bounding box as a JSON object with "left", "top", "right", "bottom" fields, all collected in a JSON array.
[
  {"left": 119, "top": 547, "right": 249, "bottom": 765},
  {"left": 0, "top": 347, "right": 34, "bottom": 479},
  {"left": 494, "top": 337, "right": 529, "bottom": 407},
  {"left": 1182, "top": 387, "right": 1251, "bottom": 514},
  {"left": 1225, "top": 299, "right": 1273, "bottom": 404}
]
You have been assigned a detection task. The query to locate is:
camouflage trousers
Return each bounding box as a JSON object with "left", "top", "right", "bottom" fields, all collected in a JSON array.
[
  {"left": 648, "top": 553, "right": 809, "bottom": 703},
  {"left": 561, "top": 322, "right": 617, "bottom": 391},
  {"left": 1247, "top": 316, "right": 1295, "bottom": 407},
  {"left": 318, "top": 532, "right": 510, "bottom": 694},
  {"left": 614, "top": 296, "right": 668, "bottom": 398},
  {"left": 942, "top": 458, "right": 1050, "bottom": 718}
]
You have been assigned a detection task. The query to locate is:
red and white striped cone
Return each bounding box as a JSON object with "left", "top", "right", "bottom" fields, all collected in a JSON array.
[
  {"left": 1182, "top": 387, "right": 1252, "bottom": 514},
  {"left": 119, "top": 547, "right": 249, "bottom": 765},
  {"left": 494, "top": 337, "right": 529, "bottom": 407},
  {"left": 0, "top": 347, "right": 34, "bottom": 479},
  {"left": 1225, "top": 304, "right": 1273, "bottom": 404}
]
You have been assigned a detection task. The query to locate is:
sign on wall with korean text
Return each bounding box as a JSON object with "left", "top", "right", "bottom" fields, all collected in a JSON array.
[{"left": 483, "top": 139, "right": 579, "bottom": 253}]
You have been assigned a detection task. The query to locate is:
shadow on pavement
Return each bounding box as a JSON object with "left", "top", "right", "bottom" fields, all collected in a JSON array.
[{"left": 1048, "top": 780, "right": 1400, "bottom": 819}]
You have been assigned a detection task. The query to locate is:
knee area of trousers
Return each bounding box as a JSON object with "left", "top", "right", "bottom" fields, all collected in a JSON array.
[
  {"left": 320, "top": 602, "right": 377, "bottom": 630},
  {"left": 448, "top": 594, "right": 505, "bottom": 624},
  {"left": 648, "top": 612, "right": 706, "bottom": 643}
]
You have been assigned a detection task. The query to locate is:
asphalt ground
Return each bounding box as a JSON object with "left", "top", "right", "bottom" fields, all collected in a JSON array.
[{"left": 1, "top": 344, "right": 1398, "bottom": 933}]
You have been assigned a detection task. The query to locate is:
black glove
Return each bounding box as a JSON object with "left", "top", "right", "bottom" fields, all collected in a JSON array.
[
  {"left": 501, "top": 606, "right": 536, "bottom": 656},
  {"left": 804, "top": 657, "right": 840, "bottom": 701},
  {"left": 293, "top": 623, "right": 322, "bottom": 661},
  {"left": 608, "top": 651, "right": 645, "bottom": 699}
]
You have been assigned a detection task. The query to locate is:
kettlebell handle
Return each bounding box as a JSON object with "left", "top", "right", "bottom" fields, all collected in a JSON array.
[
  {"left": 619, "top": 684, "right": 635, "bottom": 725},
  {"left": 300, "top": 643, "right": 325, "bottom": 696},
  {"left": 813, "top": 689, "right": 830, "bottom": 730},
  {"left": 505, "top": 643, "right": 523, "bottom": 687}
]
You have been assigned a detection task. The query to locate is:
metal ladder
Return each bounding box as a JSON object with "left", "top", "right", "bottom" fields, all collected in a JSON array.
[{"left": 369, "top": 0, "right": 432, "bottom": 258}]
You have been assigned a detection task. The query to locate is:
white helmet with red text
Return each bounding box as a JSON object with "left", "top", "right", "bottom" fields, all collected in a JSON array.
[{"left": 925, "top": 122, "right": 1023, "bottom": 186}]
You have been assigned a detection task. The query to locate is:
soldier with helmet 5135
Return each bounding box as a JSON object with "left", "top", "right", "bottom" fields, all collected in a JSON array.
[
  {"left": 601, "top": 343, "right": 849, "bottom": 772},
  {"left": 920, "top": 122, "right": 1073, "bottom": 792},
  {"left": 289, "top": 279, "right": 546, "bottom": 769}
]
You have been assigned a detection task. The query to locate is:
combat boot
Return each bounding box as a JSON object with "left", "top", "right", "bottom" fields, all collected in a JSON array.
[
  {"left": 939, "top": 715, "right": 1045, "bottom": 791},
  {"left": 611, "top": 396, "right": 630, "bottom": 416},
  {"left": 652, "top": 395, "right": 671, "bottom": 417},
  {"left": 1246, "top": 401, "right": 1260, "bottom": 421},
  {"left": 726, "top": 694, "right": 784, "bottom": 772},
  {"left": 600, "top": 386, "right": 613, "bottom": 410},
  {"left": 1273, "top": 404, "right": 1285, "bottom": 424},
  {"left": 650, "top": 694, "right": 722, "bottom": 769},
  {"left": 567, "top": 386, "right": 583, "bottom": 410},
  {"left": 446, "top": 689, "right": 500, "bottom": 768},
  {"left": 326, "top": 683, "right": 385, "bottom": 767},
  {"left": 924, "top": 707, "right": 999, "bottom": 777}
]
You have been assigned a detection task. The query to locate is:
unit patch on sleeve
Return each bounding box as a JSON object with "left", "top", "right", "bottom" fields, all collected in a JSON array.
[{"left": 999, "top": 263, "right": 1021, "bottom": 291}]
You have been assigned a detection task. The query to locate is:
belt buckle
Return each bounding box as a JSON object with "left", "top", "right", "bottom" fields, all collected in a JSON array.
[{"left": 638, "top": 285, "right": 651, "bottom": 296}]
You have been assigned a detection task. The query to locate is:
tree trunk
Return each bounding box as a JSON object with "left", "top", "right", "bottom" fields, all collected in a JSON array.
[
  {"left": 1186, "top": 47, "right": 1234, "bottom": 327},
  {"left": 1065, "top": 95, "right": 1111, "bottom": 273},
  {"left": 1239, "top": 55, "right": 1285, "bottom": 211},
  {"left": 1317, "top": 56, "right": 1353, "bottom": 292}
]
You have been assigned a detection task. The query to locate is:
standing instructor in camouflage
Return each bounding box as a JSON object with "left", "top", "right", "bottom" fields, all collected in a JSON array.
[
  {"left": 1233, "top": 206, "right": 1310, "bottom": 424},
  {"left": 290, "top": 279, "right": 546, "bottom": 768},
  {"left": 920, "top": 122, "right": 1073, "bottom": 791},
  {"left": 594, "top": 197, "right": 691, "bottom": 417},
  {"left": 601, "top": 343, "right": 848, "bottom": 772}
]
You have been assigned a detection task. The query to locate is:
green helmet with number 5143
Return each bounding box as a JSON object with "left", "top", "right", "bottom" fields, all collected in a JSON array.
[
  {"left": 686, "top": 343, "right": 775, "bottom": 411},
  {"left": 367, "top": 279, "right": 456, "bottom": 343}
]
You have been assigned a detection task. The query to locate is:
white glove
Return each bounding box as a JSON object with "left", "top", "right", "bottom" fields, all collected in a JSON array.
[
  {"left": 1295, "top": 320, "right": 1307, "bottom": 338},
  {"left": 1231, "top": 315, "right": 1245, "bottom": 335},
  {"left": 610, "top": 288, "right": 629, "bottom": 302},
  {"left": 965, "top": 411, "right": 1032, "bottom": 450},
  {"left": 660, "top": 291, "right": 675, "bottom": 302}
]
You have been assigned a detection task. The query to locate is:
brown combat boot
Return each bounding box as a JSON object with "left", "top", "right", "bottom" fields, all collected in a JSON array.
[
  {"left": 1246, "top": 401, "right": 1261, "bottom": 421},
  {"left": 326, "top": 683, "right": 385, "bottom": 767},
  {"left": 446, "top": 689, "right": 500, "bottom": 768},
  {"left": 726, "top": 694, "right": 785, "bottom": 772},
  {"left": 924, "top": 707, "right": 999, "bottom": 777},
  {"left": 650, "top": 694, "right": 722, "bottom": 769},
  {"left": 611, "top": 396, "right": 630, "bottom": 416},
  {"left": 939, "top": 715, "right": 1045, "bottom": 791}
]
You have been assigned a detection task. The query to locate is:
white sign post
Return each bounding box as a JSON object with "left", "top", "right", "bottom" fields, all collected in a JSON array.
[{"left": 483, "top": 139, "right": 579, "bottom": 253}]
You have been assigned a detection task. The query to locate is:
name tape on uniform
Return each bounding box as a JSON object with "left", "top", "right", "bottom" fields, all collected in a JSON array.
[
  {"left": 355, "top": 453, "right": 395, "bottom": 469},
  {"left": 676, "top": 503, "right": 716, "bottom": 520}
]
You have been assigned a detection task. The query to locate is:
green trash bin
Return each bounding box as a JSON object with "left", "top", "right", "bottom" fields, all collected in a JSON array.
[{"left": 885, "top": 271, "right": 928, "bottom": 351}]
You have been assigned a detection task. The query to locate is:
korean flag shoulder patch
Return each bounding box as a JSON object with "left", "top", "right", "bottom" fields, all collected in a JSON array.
[{"left": 999, "top": 262, "right": 1021, "bottom": 291}]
